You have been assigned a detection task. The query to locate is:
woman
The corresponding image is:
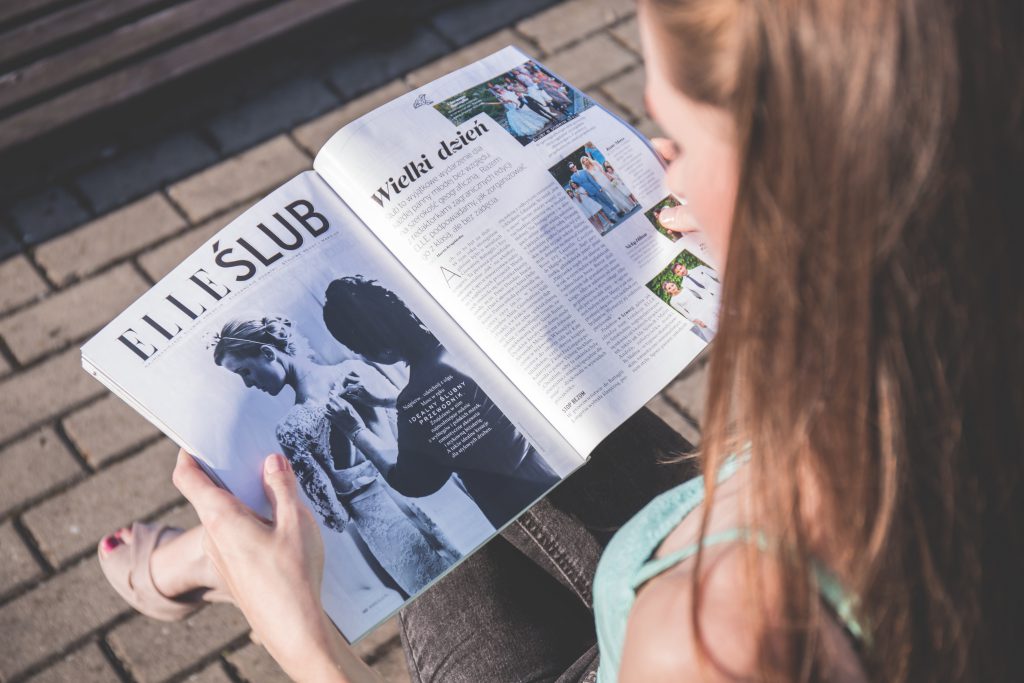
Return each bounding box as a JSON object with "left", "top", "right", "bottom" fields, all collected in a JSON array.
[
  {"left": 319, "top": 276, "right": 560, "bottom": 530},
  {"left": 492, "top": 85, "right": 549, "bottom": 138},
  {"left": 116, "top": 0, "right": 1024, "bottom": 680},
  {"left": 602, "top": 163, "right": 637, "bottom": 206},
  {"left": 581, "top": 156, "right": 633, "bottom": 213},
  {"left": 570, "top": 180, "right": 612, "bottom": 232}
]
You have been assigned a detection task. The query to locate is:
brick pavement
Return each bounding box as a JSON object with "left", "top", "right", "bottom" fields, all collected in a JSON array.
[{"left": 0, "top": 2, "right": 692, "bottom": 681}]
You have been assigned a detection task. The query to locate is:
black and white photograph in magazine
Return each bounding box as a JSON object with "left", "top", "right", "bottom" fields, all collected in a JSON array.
[{"left": 201, "top": 258, "right": 561, "bottom": 635}]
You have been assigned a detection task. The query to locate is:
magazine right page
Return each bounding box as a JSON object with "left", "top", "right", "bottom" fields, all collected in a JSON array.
[{"left": 316, "top": 47, "right": 718, "bottom": 456}]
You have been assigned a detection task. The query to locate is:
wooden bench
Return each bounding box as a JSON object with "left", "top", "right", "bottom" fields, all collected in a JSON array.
[{"left": 0, "top": 0, "right": 361, "bottom": 153}]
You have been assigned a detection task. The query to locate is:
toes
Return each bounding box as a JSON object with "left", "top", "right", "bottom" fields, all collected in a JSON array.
[
  {"left": 117, "top": 526, "right": 134, "bottom": 544},
  {"left": 100, "top": 535, "right": 122, "bottom": 553}
]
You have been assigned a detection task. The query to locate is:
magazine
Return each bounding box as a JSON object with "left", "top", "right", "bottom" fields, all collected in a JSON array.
[{"left": 81, "top": 47, "right": 721, "bottom": 643}]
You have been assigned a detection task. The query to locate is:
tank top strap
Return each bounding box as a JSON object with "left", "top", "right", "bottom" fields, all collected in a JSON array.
[
  {"left": 631, "top": 527, "right": 752, "bottom": 591},
  {"left": 813, "top": 564, "right": 870, "bottom": 646}
]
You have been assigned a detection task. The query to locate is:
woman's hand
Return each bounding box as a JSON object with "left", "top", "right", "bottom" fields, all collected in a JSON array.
[
  {"left": 172, "top": 450, "right": 378, "bottom": 683},
  {"left": 336, "top": 367, "right": 397, "bottom": 408},
  {"left": 651, "top": 137, "right": 699, "bottom": 234},
  {"left": 326, "top": 393, "right": 367, "bottom": 437}
]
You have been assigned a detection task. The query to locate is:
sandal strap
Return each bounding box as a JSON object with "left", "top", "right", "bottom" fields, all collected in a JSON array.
[{"left": 127, "top": 522, "right": 200, "bottom": 621}]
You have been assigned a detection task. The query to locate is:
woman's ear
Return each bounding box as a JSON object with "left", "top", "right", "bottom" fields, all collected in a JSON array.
[{"left": 260, "top": 345, "right": 276, "bottom": 362}]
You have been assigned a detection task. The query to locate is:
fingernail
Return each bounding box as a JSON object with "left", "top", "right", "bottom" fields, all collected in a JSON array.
[
  {"left": 265, "top": 454, "right": 288, "bottom": 473},
  {"left": 101, "top": 536, "right": 119, "bottom": 553}
]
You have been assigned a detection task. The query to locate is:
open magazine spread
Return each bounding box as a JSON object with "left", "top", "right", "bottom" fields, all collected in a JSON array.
[{"left": 82, "top": 47, "right": 720, "bottom": 642}]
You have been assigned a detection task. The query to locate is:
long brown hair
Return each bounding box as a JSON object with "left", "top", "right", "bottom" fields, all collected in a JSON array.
[{"left": 642, "top": 0, "right": 1024, "bottom": 680}]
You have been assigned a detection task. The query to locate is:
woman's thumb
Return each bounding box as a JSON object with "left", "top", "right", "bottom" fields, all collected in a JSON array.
[
  {"left": 262, "top": 454, "right": 299, "bottom": 525},
  {"left": 659, "top": 204, "right": 699, "bottom": 234}
]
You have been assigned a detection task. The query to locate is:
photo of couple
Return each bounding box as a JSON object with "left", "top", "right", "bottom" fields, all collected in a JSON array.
[
  {"left": 549, "top": 142, "right": 642, "bottom": 235},
  {"left": 646, "top": 251, "right": 721, "bottom": 342},
  {"left": 435, "top": 60, "right": 593, "bottom": 145},
  {"left": 210, "top": 275, "right": 559, "bottom": 600}
]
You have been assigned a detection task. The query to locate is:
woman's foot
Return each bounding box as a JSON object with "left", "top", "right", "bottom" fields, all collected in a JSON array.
[{"left": 98, "top": 523, "right": 231, "bottom": 620}]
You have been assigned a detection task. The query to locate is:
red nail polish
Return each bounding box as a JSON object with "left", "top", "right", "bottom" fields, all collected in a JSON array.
[{"left": 102, "top": 536, "right": 119, "bottom": 552}]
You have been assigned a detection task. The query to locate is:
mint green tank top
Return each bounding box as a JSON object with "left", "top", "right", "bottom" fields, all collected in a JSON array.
[{"left": 592, "top": 456, "right": 865, "bottom": 683}]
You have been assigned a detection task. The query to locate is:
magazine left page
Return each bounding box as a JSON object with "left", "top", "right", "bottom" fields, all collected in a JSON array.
[{"left": 81, "top": 171, "right": 582, "bottom": 642}]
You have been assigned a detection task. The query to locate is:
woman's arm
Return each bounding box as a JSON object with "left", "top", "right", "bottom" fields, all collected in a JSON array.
[
  {"left": 326, "top": 394, "right": 452, "bottom": 498},
  {"left": 172, "top": 451, "right": 381, "bottom": 683},
  {"left": 325, "top": 395, "right": 397, "bottom": 472}
]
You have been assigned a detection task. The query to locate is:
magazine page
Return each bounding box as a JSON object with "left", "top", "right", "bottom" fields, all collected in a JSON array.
[
  {"left": 81, "top": 171, "right": 581, "bottom": 642},
  {"left": 314, "top": 47, "right": 719, "bottom": 456}
]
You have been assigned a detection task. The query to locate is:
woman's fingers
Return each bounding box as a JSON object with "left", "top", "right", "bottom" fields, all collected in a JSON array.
[
  {"left": 261, "top": 454, "right": 301, "bottom": 528},
  {"left": 172, "top": 449, "right": 246, "bottom": 526},
  {"left": 651, "top": 137, "right": 680, "bottom": 164},
  {"left": 659, "top": 205, "right": 699, "bottom": 234}
]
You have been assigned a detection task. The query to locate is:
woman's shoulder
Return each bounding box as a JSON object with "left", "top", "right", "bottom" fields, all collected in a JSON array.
[
  {"left": 620, "top": 542, "right": 765, "bottom": 682},
  {"left": 621, "top": 535, "right": 867, "bottom": 681}
]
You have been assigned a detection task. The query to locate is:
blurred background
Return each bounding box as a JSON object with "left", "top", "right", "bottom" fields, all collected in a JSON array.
[{"left": 0, "top": 1, "right": 706, "bottom": 681}]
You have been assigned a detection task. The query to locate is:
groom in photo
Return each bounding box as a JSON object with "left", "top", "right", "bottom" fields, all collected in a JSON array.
[{"left": 568, "top": 161, "right": 621, "bottom": 220}]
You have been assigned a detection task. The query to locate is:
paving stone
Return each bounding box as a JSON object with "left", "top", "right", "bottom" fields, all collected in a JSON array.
[
  {"left": 328, "top": 27, "right": 450, "bottom": 99},
  {"left": 167, "top": 136, "right": 308, "bottom": 223},
  {"left": 608, "top": 14, "right": 641, "bottom": 54},
  {"left": 432, "top": 0, "right": 558, "bottom": 46},
  {"left": 0, "top": 351, "right": 10, "bottom": 376},
  {"left": 0, "top": 520, "right": 42, "bottom": 597},
  {"left": 353, "top": 616, "right": 400, "bottom": 659},
  {"left": 109, "top": 603, "right": 249, "bottom": 683},
  {"left": 0, "top": 558, "right": 129, "bottom": 680},
  {"left": 9, "top": 186, "right": 91, "bottom": 246},
  {"left": 206, "top": 77, "right": 341, "bottom": 155},
  {"left": 599, "top": 65, "right": 646, "bottom": 119},
  {"left": 543, "top": 32, "right": 637, "bottom": 91},
  {"left": 0, "top": 254, "right": 49, "bottom": 314},
  {"left": 645, "top": 393, "right": 701, "bottom": 446},
  {"left": 664, "top": 355, "right": 709, "bottom": 425},
  {"left": 35, "top": 194, "right": 185, "bottom": 285},
  {"left": 182, "top": 662, "right": 234, "bottom": 683},
  {"left": 0, "top": 264, "right": 149, "bottom": 364},
  {"left": 22, "top": 439, "right": 181, "bottom": 565},
  {"left": 588, "top": 88, "right": 634, "bottom": 123},
  {"left": 225, "top": 642, "right": 290, "bottom": 683},
  {"left": 63, "top": 394, "right": 162, "bottom": 468},
  {"left": 75, "top": 132, "right": 220, "bottom": 215},
  {"left": 517, "top": 0, "right": 632, "bottom": 53},
  {"left": 293, "top": 80, "right": 411, "bottom": 155},
  {"left": 0, "top": 226, "right": 20, "bottom": 261},
  {"left": 0, "top": 348, "right": 105, "bottom": 444},
  {"left": 0, "top": 427, "right": 82, "bottom": 516},
  {"left": 370, "top": 642, "right": 412, "bottom": 683},
  {"left": 137, "top": 206, "right": 245, "bottom": 282},
  {"left": 404, "top": 29, "right": 538, "bottom": 88},
  {"left": 26, "top": 642, "right": 120, "bottom": 683}
]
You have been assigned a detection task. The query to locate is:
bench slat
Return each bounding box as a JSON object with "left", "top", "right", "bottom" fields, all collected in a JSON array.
[
  {"left": 0, "top": 0, "right": 267, "bottom": 112},
  {"left": 0, "top": 0, "right": 360, "bottom": 152},
  {"left": 0, "top": 0, "right": 67, "bottom": 28},
  {"left": 0, "top": 0, "right": 169, "bottom": 67}
]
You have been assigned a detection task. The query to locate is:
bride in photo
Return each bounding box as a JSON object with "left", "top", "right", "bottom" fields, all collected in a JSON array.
[{"left": 212, "top": 315, "right": 460, "bottom": 597}]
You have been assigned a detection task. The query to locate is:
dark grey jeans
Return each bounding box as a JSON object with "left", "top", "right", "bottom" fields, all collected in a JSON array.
[{"left": 398, "top": 409, "right": 699, "bottom": 682}]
